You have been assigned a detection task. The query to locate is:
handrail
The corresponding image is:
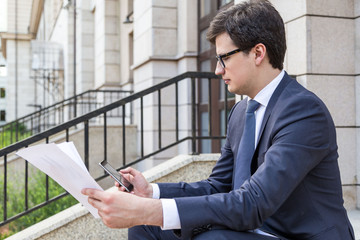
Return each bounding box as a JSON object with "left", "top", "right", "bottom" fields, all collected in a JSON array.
[
  {"left": 0, "top": 89, "right": 133, "bottom": 148},
  {"left": 0, "top": 71, "right": 226, "bottom": 228}
]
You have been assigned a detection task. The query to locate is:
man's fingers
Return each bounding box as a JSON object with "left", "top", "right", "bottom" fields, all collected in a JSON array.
[
  {"left": 120, "top": 172, "right": 133, "bottom": 183},
  {"left": 87, "top": 196, "right": 103, "bottom": 208},
  {"left": 82, "top": 188, "right": 104, "bottom": 201},
  {"left": 120, "top": 167, "right": 140, "bottom": 176},
  {"left": 119, "top": 167, "right": 133, "bottom": 173}
]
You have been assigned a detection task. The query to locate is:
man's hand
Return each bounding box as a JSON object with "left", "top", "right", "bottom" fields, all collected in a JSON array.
[
  {"left": 81, "top": 188, "right": 163, "bottom": 228},
  {"left": 117, "top": 167, "right": 153, "bottom": 198}
]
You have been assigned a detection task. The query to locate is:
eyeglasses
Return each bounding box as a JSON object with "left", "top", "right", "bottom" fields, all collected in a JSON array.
[{"left": 216, "top": 48, "right": 242, "bottom": 68}]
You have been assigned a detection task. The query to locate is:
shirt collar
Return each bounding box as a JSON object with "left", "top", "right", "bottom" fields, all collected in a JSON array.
[{"left": 252, "top": 70, "right": 285, "bottom": 108}]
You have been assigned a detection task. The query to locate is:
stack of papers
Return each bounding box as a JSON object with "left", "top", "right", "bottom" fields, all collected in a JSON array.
[{"left": 16, "top": 142, "right": 103, "bottom": 218}]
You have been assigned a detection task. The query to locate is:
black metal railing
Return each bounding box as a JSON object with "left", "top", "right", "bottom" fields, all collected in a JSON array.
[
  {"left": 0, "top": 89, "right": 133, "bottom": 148},
  {"left": 0, "top": 72, "right": 228, "bottom": 227}
]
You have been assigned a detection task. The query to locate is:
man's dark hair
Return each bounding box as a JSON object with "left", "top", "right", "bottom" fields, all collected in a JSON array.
[{"left": 207, "top": 0, "right": 286, "bottom": 70}]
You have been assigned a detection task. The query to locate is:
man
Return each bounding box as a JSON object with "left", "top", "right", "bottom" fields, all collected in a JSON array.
[{"left": 82, "top": 0, "right": 355, "bottom": 239}]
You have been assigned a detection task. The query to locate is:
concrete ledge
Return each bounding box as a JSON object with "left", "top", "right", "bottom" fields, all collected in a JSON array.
[
  {"left": 6, "top": 154, "right": 219, "bottom": 240},
  {"left": 142, "top": 154, "right": 219, "bottom": 183}
]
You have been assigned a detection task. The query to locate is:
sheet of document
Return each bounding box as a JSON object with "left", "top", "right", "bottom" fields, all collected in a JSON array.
[{"left": 16, "top": 142, "right": 103, "bottom": 218}]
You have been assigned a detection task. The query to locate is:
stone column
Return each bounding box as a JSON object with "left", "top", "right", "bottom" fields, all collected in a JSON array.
[
  {"left": 132, "top": 0, "right": 198, "bottom": 170},
  {"left": 5, "top": 40, "right": 33, "bottom": 121},
  {"left": 261, "top": 0, "right": 358, "bottom": 209},
  {"left": 94, "top": 0, "right": 120, "bottom": 89},
  {"left": 355, "top": 0, "right": 360, "bottom": 209},
  {"left": 76, "top": 0, "right": 95, "bottom": 93}
]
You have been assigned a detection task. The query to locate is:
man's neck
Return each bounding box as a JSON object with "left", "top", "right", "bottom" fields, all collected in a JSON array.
[{"left": 248, "top": 67, "right": 282, "bottom": 99}]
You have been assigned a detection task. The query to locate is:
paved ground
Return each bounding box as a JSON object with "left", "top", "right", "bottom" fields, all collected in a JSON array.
[{"left": 348, "top": 209, "right": 360, "bottom": 239}]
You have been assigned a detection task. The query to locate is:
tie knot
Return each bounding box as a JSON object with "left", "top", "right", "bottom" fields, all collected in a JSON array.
[{"left": 246, "top": 100, "right": 260, "bottom": 113}]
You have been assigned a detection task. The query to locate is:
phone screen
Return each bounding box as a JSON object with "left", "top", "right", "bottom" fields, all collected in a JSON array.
[{"left": 99, "top": 160, "right": 133, "bottom": 192}]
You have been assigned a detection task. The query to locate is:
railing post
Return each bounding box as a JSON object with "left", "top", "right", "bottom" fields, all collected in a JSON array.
[
  {"left": 122, "top": 105, "right": 126, "bottom": 166},
  {"left": 225, "top": 84, "right": 228, "bottom": 134},
  {"left": 191, "top": 77, "right": 198, "bottom": 155},
  {"left": 3, "top": 154, "right": 7, "bottom": 221},
  {"left": 140, "top": 97, "right": 144, "bottom": 158},
  {"left": 84, "top": 120, "right": 89, "bottom": 169},
  {"left": 158, "top": 89, "right": 162, "bottom": 149},
  {"left": 25, "top": 160, "right": 28, "bottom": 211},
  {"left": 16, "top": 121, "right": 19, "bottom": 142},
  {"left": 45, "top": 137, "right": 49, "bottom": 201},
  {"left": 103, "top": 113, "right": 107, "bottom": 163},
  {"left": 175, "top": 82, "right": 179, "bottom": 141},
  {"left": 10, "top": 123, "right": 13, "bottom": 144},
  {"left": 208, "top": 78, "right": 212, "bottom": 137}
]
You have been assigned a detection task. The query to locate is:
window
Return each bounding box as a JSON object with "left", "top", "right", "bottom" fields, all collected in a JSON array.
[
  {"left": 200, "top": 0, "right": 212, "bottom": 17},
  {"left": 219, "top": 0, "right": 233, "bottom": 7},
  {"left": 0, "top": 110, "right": 5, "bottom": 121},
  {"left": 200, "top": 29, "right": 211, "bottom": 53},
  {"left": 0, "top": 66, "right": 6, "bottom": 76},
  {"left": 198, "top": 0, "right": 235, "bottom": 153},
  {"left": 0, "top": 88, "right": 5, "bottom": 98}
]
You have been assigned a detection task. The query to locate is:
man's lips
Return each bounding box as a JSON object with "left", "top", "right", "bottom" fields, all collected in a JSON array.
[{"left": 223, "top": 79, "right": 230, "bottom": 84}]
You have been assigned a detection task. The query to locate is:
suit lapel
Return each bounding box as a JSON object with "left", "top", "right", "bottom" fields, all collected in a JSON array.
[
  {"left": 251, "top": 73, "right": 293, "bottom": 174},
  {"left": 256, "top": 73, "right": 293, "bottom": 148}
]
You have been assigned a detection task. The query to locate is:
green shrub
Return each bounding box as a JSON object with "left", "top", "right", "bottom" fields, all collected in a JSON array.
[
  {"left": 0, "top": 123, "right": 32, "bottom": 149},
  {"left": 0, "top": 170, "right": 78, "bottom": 239}
]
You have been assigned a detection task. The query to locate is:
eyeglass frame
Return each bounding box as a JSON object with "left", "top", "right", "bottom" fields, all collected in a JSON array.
[{"left": 215, "top": 48, "right": 243, "bottom": 69}]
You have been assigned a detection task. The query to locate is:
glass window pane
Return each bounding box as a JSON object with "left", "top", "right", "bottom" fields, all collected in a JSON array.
[
  {"left": 200, "top": 79, "right": 209, "bottom": 103},
  {"left": 0, "top": 110, "right": 5, "bottom": 121},
  {"left": 201, "top": 112, "right": 211, "bottom": 153},
  {"left": 0, "top": 66, "right": 6, "bottom": 76},
  {"left": 201, "top": 59, "right": 211, "bottom": 72},
  {"left": 219, "top": 83, "right": 235, "bottom": 101},
  {"left": 220, "top": 82, "right": 225, "bottom": 100},
  {"left": 200, "top": 0, "right": 211, "bottom": 17},
  {"left": 0, "top": 88, "right": 5, "bottom": 98},
  {"left": 220, "top": 109, "right": 226, "bottom": 147},
  {"left": 200, "top": 29, "right": 211, "bottom": 53},
  {"left": 200, "top": 60, "right": 211, "bottom": 103},
  {"left": 219, "top": 0, "right": 232, "bottom": 7},
  {"left": 201, "top": 112, "right": 209, "bottom": 136}
]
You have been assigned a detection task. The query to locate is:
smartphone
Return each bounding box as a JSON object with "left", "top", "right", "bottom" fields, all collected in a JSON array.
[{"left": 99, "top": 160, "right": 133, "bottom": 192}]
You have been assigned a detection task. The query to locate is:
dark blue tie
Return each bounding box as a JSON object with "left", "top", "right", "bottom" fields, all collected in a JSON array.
[{"left": 233, "top": 99, "right": 260, "bottom": 189}]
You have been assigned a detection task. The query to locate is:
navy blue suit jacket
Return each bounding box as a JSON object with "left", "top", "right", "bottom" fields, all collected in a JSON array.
[{"left": 158, "top": 73, "right": 355, "bottom": 240}]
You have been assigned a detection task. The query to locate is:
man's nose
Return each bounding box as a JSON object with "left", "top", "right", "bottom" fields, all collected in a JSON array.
[{"left": 215, "top": 61, "right": 225, "bottom": 75}]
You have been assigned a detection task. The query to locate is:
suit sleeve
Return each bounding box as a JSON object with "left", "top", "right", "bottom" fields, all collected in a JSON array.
[{"left": 173, "top": 95, "right": 333, "bottom": 239}]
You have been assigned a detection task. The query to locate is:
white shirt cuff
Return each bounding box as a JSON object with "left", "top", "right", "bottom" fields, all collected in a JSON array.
[
  {"left": 160, "top": 198, "right": 181, "bottom": 230},
  {"left": 151, "top": 183, "right": 160, "bottom": 199}
]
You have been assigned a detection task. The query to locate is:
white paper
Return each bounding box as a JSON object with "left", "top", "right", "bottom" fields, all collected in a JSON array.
[
  {"left": 16, "top": 142, "right": 103, "bottom": 218},
  {"left": 57, "top": 142, "right": 88, "bottom": 172}
]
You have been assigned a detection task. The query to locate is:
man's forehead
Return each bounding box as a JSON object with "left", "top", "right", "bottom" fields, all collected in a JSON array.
[{"left": 215, "top": 32, "right": 237, "bottom": 54}]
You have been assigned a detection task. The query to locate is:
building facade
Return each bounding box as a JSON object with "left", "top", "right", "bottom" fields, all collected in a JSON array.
[{"left": 0, "top": 0, "right": 359, "bottom": 209}]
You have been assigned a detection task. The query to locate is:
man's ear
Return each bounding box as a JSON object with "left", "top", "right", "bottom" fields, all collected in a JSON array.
[{"left": 254, "top": 43, "right": 266, "bottom": 66}]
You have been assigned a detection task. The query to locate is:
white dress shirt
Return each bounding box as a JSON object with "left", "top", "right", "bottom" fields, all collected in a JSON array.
[{"left": 152, "top": 70, "right": 285, "bottom": 234}]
